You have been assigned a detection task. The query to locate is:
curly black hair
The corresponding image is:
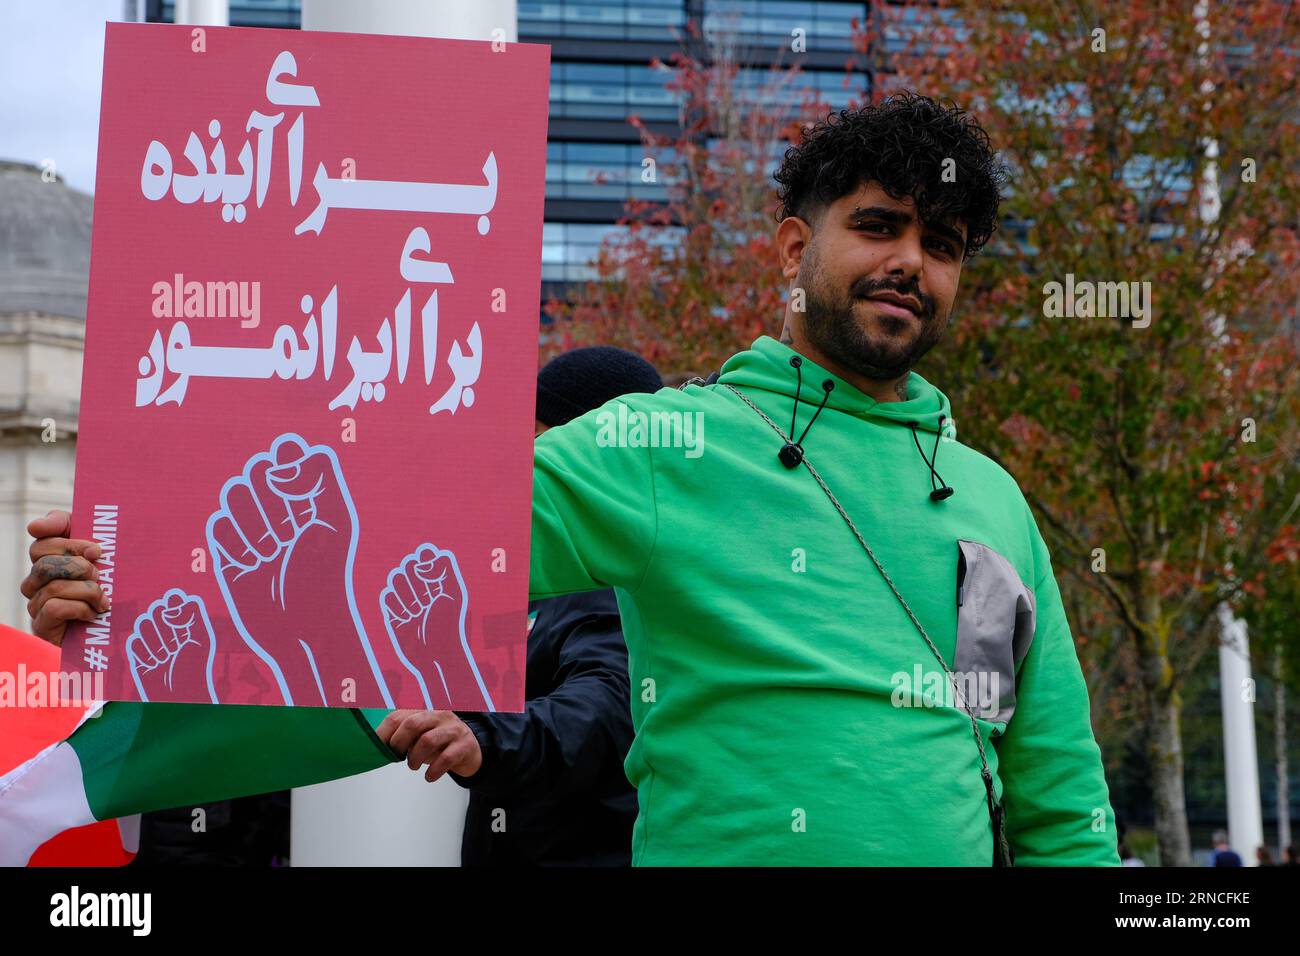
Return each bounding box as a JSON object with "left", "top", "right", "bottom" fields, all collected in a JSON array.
[{"left": 774, "top": 92, "right": 1008, "bottom": 259}]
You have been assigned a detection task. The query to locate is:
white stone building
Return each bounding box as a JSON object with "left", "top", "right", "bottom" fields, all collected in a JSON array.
[{"left": 0, "top": 160, "right": 90, "bottom": 631}]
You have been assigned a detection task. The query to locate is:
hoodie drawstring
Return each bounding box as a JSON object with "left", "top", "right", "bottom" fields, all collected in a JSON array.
[
  {"left": 778, "top": 356, "right": 834, "bottom": 468},
  {"left": 769, "top": 356, "right": 953, "bottom": 501},
  {"left": 908, "top": 416, "right": 955, "bottom": 502}
]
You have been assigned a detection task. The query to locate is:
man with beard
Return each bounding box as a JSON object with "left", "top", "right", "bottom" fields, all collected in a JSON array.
[
  {"left": 23, "top": 93, "right": 1118, "bottom": 866},
  {"left": 391, "top": 92, "right": 1117, "bottom": 866}
]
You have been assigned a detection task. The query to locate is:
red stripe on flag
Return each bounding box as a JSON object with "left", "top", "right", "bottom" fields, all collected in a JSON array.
[{"left": 0, "top": 623, "right": 134, "bottom": 866}]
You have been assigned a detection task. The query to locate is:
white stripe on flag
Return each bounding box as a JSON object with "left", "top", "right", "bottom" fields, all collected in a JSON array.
[{"left": 0, "top": 741, "right": 95, "bottom": 866}]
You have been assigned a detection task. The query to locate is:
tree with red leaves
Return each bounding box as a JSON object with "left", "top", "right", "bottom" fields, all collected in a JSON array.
[
  {"left": 863, "top": 0, "right": 1300, "bottom": 865},
  {"left": 546, "top": 1, "right": 1299, "bottom": 867}
]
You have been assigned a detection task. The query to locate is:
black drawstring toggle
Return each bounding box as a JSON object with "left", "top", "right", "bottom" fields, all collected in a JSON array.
[
  {"left": 779, "top": 356, "right": 834, "bottom": 468},
  {"left": 778, "top": 441, "right": 806, "bottom": 468},
  {"left": 909, "top": 416, "right": 955, "bottom": 502}
]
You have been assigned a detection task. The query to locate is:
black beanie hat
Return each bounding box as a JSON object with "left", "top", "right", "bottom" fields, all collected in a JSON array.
[{"left": 536, "top": 346, "right": 663, "bottom": 427}]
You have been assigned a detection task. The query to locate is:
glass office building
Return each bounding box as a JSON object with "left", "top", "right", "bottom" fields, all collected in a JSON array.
[
  {"left": 148, "top": 0, "right": 871, "bottom": 306},
  {"left": 528, "top": 1, "right": 868, "bottom": 292}
]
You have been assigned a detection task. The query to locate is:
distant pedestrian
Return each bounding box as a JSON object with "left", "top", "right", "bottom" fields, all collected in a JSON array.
[{"left": 1209, "top": 831, "right": 1243, "bottom": 867}]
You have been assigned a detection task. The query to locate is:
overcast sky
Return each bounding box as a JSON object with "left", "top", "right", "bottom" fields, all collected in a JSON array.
[{"left": 0, "top": 0, "right": 127, "bottom": 195}]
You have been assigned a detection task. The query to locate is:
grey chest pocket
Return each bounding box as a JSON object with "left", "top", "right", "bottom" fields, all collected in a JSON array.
[{"left": 955, "top": 540, "right": 1037, "bottom": 726}]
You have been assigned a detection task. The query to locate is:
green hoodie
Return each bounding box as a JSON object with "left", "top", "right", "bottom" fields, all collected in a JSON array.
[{"left": 529, "top": 335, "right": 1118, "bottom": 866}]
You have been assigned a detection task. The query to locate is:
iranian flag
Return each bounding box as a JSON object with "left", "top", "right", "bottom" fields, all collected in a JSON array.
[{"left": 0, "top": 625, "right": 396, "bottom": 866}]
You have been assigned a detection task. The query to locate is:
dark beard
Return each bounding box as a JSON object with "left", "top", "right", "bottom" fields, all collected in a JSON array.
[{"left": 800, "top": 258, "right": 946, "bottom": 381}]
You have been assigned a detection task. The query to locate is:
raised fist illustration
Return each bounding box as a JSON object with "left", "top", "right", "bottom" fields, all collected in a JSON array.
[
  {"left": 206, "top": 433, "right": 392, "bottom": 707},
  {"left": 127, "top": 588, "right": 219, "bottom": 703},
  {"left": 380, "top": 544, "right": 493, "bottom": 710}
]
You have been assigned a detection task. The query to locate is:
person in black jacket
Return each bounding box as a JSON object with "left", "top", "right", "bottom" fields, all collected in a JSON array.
[
  {"left": 382, "top": 346, "right": 663, "bottom": 866},
  {"left": 451, "top": 590, "right": 634, "bottom": 865}
]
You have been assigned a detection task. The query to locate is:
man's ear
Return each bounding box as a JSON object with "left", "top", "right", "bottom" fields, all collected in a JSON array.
[{"left": 777, "top": 216, "right": 812, "bottom": 281}]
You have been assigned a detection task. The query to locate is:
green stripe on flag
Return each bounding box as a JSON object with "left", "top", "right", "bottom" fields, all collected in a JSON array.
[{"left": 71, "top": 702, "right": 398, "bottom": 822}]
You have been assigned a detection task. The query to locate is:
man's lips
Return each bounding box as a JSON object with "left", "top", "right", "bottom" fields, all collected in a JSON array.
[{"left": 860, "top": 292, "right": 923, "bottom": 319}]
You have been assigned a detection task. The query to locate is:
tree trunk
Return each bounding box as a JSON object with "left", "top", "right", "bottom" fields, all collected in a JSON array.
[
  {"left": 1136, "top": 569, "right": 1193, "bottom": 866},
  {"left": 1144, "top": 671, "right": 1194, "bottom": 866}
]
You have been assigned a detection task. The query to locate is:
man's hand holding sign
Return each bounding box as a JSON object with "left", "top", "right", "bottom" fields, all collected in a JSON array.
[{"left": 22, "top": 511, "right": 108, "bottom": 647}]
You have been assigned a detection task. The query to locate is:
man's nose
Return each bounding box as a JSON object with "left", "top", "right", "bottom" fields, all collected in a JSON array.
[{"left": 880, "top": 232, "right": 924, "bottom": 279}]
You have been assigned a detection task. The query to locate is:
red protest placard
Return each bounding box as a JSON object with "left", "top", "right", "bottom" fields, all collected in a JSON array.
[{"left": 62, "top": 23, "right": 549, "bottom": 710}]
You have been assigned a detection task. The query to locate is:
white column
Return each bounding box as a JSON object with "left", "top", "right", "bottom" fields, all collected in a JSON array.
[
  {"left": 291, "top": 763, "right": 469, "bottom": 866},
  {"left": 291, "top": 0, "right": 518, "bottom": 867},
  {"left": 1216, "top": 603, "right": 1265, "bottom": 865},
  {"left": 174, "top": 0, "right": 229, "bottom": 26}
]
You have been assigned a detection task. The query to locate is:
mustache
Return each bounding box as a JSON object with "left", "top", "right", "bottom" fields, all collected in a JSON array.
[{"left": 851, "top": 277, "right": 936, "bottom": 320}]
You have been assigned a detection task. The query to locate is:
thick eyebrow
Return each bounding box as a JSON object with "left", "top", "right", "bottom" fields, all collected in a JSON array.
[{"left": 847, "top": 205, "right": 966, "bottom": 251}]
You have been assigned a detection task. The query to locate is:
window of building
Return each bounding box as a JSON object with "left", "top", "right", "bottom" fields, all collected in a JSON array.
[
  {"left": 550, "top": 61, "right": 680, "bottom": 121},
  {"left": 734, "top": 66, "right": 867, "bottom": 112},
  {"left": 546, "top": 142, "right": 682, "bottom": 200},
  {"left": 703, "top": 1, "right": 868, "bottom": 51},
  {"left": 542, "top": 222, "right": 686, "bottom": 281},
  {"left": 520, "top": 1, "right": 687, "bottom": 42}
]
